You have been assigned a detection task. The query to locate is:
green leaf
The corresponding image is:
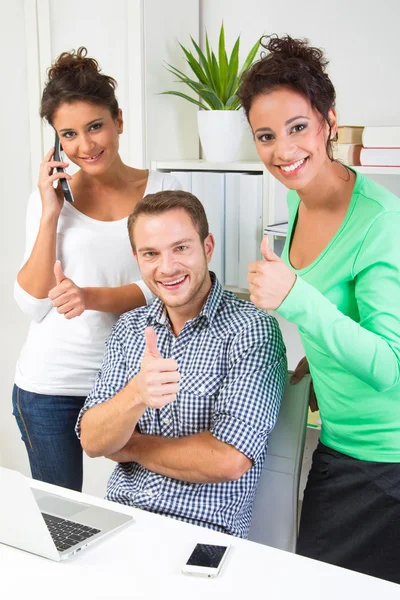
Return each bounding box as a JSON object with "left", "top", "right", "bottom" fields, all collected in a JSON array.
[
  {"left": 226, "top": 95, "right": 241, "bottom": 110},
  {"left": 164, "top": 64, "right": 223, "bottom": 109},
  {"left": 239, "top": 37, "right": 261, "bottom": 77},
  {"left": 178, "top": 44, "right": 209, "bottom": 87},
  {"left": 159, "top": 91, "right": 209, "bottom": 110},
  {"left": 226, "top": 36, "right": 240, "bottom": 98},
  {"left": 164, "top": 71, "right": 223, "bottom": 109},
  {"left": 198, "top": 85, "right": 225, "bottom": 110},
  {"left": 218, "top": 23, "right": 229, "bottom": 103},
  {"left": 205, "top": 32, "right": 218, "bottom": 91},
  {"left": 164, "top": 62, "right": 203, "bottom": 87},
  {"left": 225, "top": 94, "right": 239, "bottom": 109},
  {"left": 211, "top": 51, "right": 221, "bottom": 96},
  {"left": 189, "top": 36, "right": 214, "bottom": 87}
]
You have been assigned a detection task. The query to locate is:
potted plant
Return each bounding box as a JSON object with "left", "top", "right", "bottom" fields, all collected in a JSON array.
[{"left": 162, "top": 24, "right": 261, "bottom": 162}]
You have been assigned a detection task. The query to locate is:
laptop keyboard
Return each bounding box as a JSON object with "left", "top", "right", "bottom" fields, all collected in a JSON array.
[{"left": 42, "top": 512, "right": 101, "bottom": 552}]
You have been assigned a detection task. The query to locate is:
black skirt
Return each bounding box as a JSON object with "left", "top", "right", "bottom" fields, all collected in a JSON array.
[{"left": 297, "top": 441, "right": 400, "bottom": 584}]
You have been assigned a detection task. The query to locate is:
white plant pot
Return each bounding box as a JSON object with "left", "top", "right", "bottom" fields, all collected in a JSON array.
[{"left": 197, "top": 110, "right": 246, "bottom": 163}]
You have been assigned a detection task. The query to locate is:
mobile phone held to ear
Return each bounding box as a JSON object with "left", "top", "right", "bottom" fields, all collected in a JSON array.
[
  {"left": 182, "top": 543, "right": 230, "bottom": 578},
  {"left": 54, "top": 132, "right": 74, "bottom": 203}
]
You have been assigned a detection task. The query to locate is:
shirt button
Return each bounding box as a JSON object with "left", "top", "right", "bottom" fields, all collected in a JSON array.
[
  {"left": 198, "top": 385, "right": 206, "bottom": 393},
  {"left": 163, "top": 417, "right": 171, "bottom": 425},
  {"left": 146, "top": 490, "right": 155, "bottom": 497}
]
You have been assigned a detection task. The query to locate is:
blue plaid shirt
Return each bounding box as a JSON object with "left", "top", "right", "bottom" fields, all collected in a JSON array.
[{"left": 77, "top": 275, "right": 287, "bottom": 538}]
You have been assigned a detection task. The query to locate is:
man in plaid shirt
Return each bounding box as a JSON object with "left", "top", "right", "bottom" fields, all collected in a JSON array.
[{"left": 77, "top": 190, "right": 287, "bottom": 538}]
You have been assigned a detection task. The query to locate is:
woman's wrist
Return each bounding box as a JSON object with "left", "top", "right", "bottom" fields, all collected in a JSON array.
[{"left": 39, "top": 211, "right": 60, "bottom": 228}]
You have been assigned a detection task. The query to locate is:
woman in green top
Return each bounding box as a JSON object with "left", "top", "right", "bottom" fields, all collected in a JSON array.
[{"left": 239, "top": 35, "right": 400, "bottom": 584}]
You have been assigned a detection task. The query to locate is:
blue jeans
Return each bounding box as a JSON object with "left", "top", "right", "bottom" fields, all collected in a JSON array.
[{"left": 12, "top": 384, "right": 86, "bottom": 491}]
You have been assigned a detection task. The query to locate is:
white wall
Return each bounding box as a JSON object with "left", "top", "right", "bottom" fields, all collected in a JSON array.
[{"left": 200, "top": 0, "right": 400, "bottom": 126}]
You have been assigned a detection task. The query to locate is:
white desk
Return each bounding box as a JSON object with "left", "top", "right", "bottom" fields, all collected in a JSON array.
[{"left": 0, "top": 478, "right": 398, "bottom": 599}]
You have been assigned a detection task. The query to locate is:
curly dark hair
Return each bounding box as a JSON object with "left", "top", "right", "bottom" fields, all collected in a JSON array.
[
  {"left": 238, "top": 35, "right": 337, "bottom": 159},
  {"left": 40, "top": 47, "right": 119, "bottom": 125}
]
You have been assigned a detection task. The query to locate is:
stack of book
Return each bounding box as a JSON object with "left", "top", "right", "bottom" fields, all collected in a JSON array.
[
  {"left": 360, "top": 127, "right": 400, "bottom": 167},
  {"left": 332, "top": 126, "right": 363, "bottom": 165}
]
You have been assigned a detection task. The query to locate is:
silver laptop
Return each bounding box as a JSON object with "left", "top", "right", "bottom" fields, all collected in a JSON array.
[{"left": 0, "top": 467, "right": 133, "bottom": 561}]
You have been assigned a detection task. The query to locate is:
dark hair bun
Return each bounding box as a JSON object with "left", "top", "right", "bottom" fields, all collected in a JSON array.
[
  {"left": 47, "top": 47, "right": 101, "bottom": 80},
  {"left": 261, "top": 35, "right": 328, "bottom": 77},
  {"left": 41, "top": 47, "right": 119, "bottom": 124}
]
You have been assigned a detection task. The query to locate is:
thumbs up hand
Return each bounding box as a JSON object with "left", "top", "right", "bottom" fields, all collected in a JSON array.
[
  {"left": 54, "top": 259, "right": 65, "bottom": 285},
  {"left": 143, "top": 326, "right": 162, "bottom": 359},
  {"left": 48, "top": 260, "right": 87, "bottom": 319},
  {"left": 133, "top": 327, "right": 180, "bottom": 409},
  {"left": 247, "top": 237, "right": 296, "bottom": 310}
]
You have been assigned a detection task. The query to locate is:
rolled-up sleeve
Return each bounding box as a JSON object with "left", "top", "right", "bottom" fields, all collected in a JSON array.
[
  {"left": 210, "top": 314, "right": 287, "bottom": 463},
  {"left": 75, "top": 321, "right": 130, "bottom": 438},
  {"left": 14, "top": 280, "right": 53, "bottom": 322}
]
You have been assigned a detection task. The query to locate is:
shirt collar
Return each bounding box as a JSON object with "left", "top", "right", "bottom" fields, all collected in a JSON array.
[{"left": 146, "top": 272, "right": 223, "bottom": 328}]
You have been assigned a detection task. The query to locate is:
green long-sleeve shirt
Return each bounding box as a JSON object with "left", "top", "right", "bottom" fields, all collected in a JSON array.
[{"left": 277, "top": 170, "right": 400, "bottom": 461}]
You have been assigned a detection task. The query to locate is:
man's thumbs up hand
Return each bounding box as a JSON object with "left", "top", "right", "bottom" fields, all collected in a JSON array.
[
  {"left": 247, "top": 236, "right": 296, "bottom": 310},
  {"left": 135, "top": 327, "right": 180, "bottom": 409},
  {"left": 144, "top": 327, "right": 162, "bottom": 359}
]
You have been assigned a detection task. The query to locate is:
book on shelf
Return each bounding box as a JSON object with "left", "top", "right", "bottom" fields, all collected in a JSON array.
[
  {"left": 264, "top": 222, "right": 288, "bottom": 236},
  {"left": 360, "top": 147, "right": 400, "bottom": 167},
  {"left": 332, "top": 143, "right": 361, "bottom": 166},
  {"left": 362, "top": 126, "right": 400, "bottom": 148},
  {"left": 337, "top": 126, "right": 364, "bottom": 145}
]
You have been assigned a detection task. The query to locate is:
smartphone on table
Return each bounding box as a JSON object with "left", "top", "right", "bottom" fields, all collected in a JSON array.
[
  {"left": 182, "top": 543, "right": 230, "bottom": 578},
  {"left": 54, "top": 132, "right": 74, "bottom": 203}
]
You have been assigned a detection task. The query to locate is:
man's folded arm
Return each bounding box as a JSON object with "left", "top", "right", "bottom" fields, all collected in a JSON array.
[
  {"left": 107, "top": 314, "right": 287, "bottom": 484},
  {"left": 107, "top": 431, "right": 251, "bottom": 483}
]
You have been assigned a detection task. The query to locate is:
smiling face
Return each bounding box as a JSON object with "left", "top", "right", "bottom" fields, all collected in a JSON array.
[
  {"left": 133, "top": 208, "right": 214, "bottom": 314},
  {"left": 249, "top": 87, "right": 337, "bottom": 191},
  {"left": 52, "top": 100, "right": 123, "bottom": 175}
]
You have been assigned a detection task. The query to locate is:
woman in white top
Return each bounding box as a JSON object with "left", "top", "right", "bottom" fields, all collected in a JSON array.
[{"left": 13, "top": 47, "right": 180, "bottom": 491}]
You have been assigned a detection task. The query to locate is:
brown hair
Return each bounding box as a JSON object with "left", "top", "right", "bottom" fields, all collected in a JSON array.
[
  {"left": 238, "top": 35, "right": 337, "bottom": 159},
  {"left": 40, "top": 47, "right": 119, "bottom": 125},
  {"left": 127, "top": 190, "right": 209, "bottom": 251}
]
